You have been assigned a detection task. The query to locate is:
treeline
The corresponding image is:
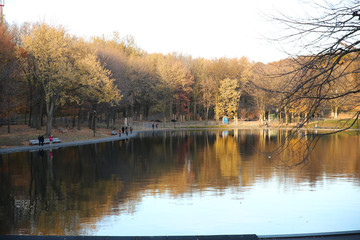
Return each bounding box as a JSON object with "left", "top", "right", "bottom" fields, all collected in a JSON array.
[{"left": 1, "top": 22, "right": 359, "bottom": 134}]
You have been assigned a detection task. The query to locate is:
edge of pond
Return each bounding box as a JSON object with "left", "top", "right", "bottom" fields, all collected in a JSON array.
[
  {"left": 0, "top": 128, "right": 179, "bottom": 155},
  {"left": 1, "top": 127, "right": 359, "bottom": 155}
]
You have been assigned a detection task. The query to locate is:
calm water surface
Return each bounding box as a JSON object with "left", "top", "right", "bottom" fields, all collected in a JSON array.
[{"left": 0, "top": 129, "right": 359, "bottom": 236}]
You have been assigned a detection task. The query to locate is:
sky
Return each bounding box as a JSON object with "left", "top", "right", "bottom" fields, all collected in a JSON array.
[{"left": 2, "top": 0, "right": 309, "bottom": 63}]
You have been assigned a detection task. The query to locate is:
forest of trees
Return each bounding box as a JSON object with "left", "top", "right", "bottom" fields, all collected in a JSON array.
[{"left": 1, "top": 1, "right": 360, "bottom": 135}]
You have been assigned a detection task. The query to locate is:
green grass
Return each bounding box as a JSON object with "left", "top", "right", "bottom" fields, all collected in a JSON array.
[{"left": 308, "top": 119, "right": 360, "bottom": 129}]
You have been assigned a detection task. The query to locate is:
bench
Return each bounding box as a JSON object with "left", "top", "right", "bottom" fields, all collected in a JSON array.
[{"left": 29, "top": 138, "right": 62, "bottom": 145}]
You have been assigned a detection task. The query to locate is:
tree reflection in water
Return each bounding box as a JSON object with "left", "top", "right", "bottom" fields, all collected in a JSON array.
[{"left": 0, "top": 130, "right": 359, "bottom": 235}]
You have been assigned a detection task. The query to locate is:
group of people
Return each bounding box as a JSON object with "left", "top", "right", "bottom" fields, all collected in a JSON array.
[
  {"left": 37, "top": 134, "right": 54, "bottom": 159},
  {"left": 119, "top": 126, "right": 133, "bottom": 137},
  {"left": 37, "top": 134, "right": 53, "bottom": 146},
  {"left": 152, "top": 123, "right": 158, "bottom": 129}
]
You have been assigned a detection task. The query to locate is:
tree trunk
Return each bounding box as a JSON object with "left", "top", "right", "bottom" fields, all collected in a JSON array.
[
  {"left": 334, "top": 106, "right": 338, "bottom": 119},
  {"left": 31, "top": 104, "right": 38, "bottom": 129},
  {"left": 27, "top": 79, "right": 34, "bottom": 127},
  {"left": 112, "top": 111, "right": 116, "bottom": 128},
  {"left": 46, "top": 113, "right": 53, "bottom": 136},
  {"left": 169, "top": 98, "right": 173, "bottom": 121},
  {"left": 92, "top": 112, "right": 97, "bottom": 137},
  {"left": 215, "top": 95, "right": 219, "bottom": 121},
  {"left": 163, "top": 97, "right": 167, "bottom": 122},
  {"left": 144, "top": 104, "right": 150, "bottom": 120},
  {"left": 77, "top": 106, "right": 82, "bottom": 130},
  {"left": 206, "top": 107, "right": 210, "bottom": 126},
  {"left": 45, "top": 101, "right": 55, "bottom": 135},
  {"left": 37, "top": 97, "right": 44, "bottom": 129},
  {"left": 72, "top": 109, "right": 76, "bottom": 128},
  {"left": 7, "top": 101, "right": 11, "bottom": 134},
  {"left": 278, "top": 108, "right": 282, "bottom": 122},
  {"left": 106, "top": 110, "right": 110, "bottom": 129},
  {"left": 24, "top": 98, "right": 28, "bottom": 125},
  {"left": 193, "top": 100, "right": 196, "bottom": 121},
  {"left": 28, "top": 105, "right": 32, "bottom": 126},
  {"left": 88, "top": 112, "right": 92, "bottom": 129},
  {"left": 244, "top": 97, "right": 248, "bottom": 117}
]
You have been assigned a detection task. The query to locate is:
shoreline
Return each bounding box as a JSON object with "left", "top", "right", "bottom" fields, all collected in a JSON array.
[
  {"left": 0, "top": 129, "right": 149, "bottom": 155},
  {"left": 1, "top": 126, "right": 359, "bottom": 155},
  {"left": 0, "top": 128, "right": 173, "bottom": 155}
]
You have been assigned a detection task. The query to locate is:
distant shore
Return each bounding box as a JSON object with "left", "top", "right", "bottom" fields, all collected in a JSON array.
[{"left": 1, "top": 120, "right": 359, "bottom": 154}]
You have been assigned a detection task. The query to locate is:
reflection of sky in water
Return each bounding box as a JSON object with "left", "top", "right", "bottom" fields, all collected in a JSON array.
[{"left": 93, "top": 178, "right": 360, "bottom": 236}]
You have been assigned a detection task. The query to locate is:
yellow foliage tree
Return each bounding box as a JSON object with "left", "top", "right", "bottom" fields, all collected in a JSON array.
[
  {"left": 215, "top": 78, "right": 241, "bottom": 119},
  {"left": 22, "top": 23, "right": 121, "bottom": 135},
  {"left": 22, "top": 23, "right": 74, "bottom": 135}
]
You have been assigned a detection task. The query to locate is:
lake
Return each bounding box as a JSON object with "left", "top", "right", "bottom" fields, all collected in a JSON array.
[{"left": 0, "top": 129, "right": 359, "bottom": 236}]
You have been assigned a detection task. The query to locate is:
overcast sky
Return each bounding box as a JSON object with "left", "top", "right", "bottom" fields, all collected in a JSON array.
[{"left": 3, "top": 0, "right": 310, "bottom": 63}]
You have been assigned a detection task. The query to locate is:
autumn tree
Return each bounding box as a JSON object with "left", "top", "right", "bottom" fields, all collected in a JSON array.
[
  {"left": 189, "top": 58, "right": 206, "bottom": 120},
  {"left": 215, "top": 78, "right": 241, "bottom": 119},
  {"left": 205, "top": 57, "right": 253, "bottom": 120},
  {"left": 94, "top": 34, "right": 149, "bottom": 122},
  {"left": 91, "top": 32, "right": 143, "bottom": 57},
  {"left": 22, "top": 23, "right": 121, "bottom": 135},
  {"left": 124, "top": 55, "right": 159, "bottom": 120},
  {"left": 200, "top": 75, "right": 217, "bottom": 122},
  {"left": 75, "top": 52, "right": 122, "bottom": 127},
  {"left": 0, "top": 24, "right": 25, "bottom": 133},
  {"left": 21, "top": 24, "right": 75, "bottom": 134},
  {"left": 156, "top": 54, "right": 193, "bottom": 121}
]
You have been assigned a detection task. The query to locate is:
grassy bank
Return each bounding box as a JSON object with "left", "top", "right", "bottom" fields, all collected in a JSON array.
[
  {"left": 307, "top": 119, "right": 360, "bottom": 130},
  {"left": 0, "top": 125, "right": 113, "bottom": 148}
]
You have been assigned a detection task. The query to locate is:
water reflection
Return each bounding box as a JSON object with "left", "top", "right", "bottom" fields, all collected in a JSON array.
[{"left": 0, "top": 130, "right": 359, "bottom": 235}]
